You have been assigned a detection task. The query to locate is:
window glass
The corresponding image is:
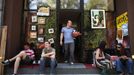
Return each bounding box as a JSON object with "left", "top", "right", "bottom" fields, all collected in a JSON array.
[
  {"left": 28, "top": 0, "right": 38, "bottom": 10},
  {"left": 0, "top": 0, "right": 2, "bottom": 9},
  {"left": 28, "top": 0, "right": 56, "bottom": 10},
  {"left": 0, "top": 11, "right": 2, "bottom": 25},
  {"left": 60, "top": 0, "right": 80, "bottom": 9},
  {"left": 84, "top": 0, "right": 114, "bottom": 11}
]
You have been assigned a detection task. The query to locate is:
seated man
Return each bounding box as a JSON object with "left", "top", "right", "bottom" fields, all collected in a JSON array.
[
  {"left": 2, "top": 43, "right": 35, "bottom": 75},
  {"left": 39, "top": 41, "right": 57, "bottom": 74},
  {"left": 115, "top": 43, "right": 133, "bottom": 74}
]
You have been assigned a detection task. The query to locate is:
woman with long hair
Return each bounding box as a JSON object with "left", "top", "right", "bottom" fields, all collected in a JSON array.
[{"left": 95, "top": 41, "right": 112, "bottom": 73}]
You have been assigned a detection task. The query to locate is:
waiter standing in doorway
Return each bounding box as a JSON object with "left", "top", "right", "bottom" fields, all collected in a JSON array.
[{"left": 60, "top": 20, "right": 76, "bottom": 65}]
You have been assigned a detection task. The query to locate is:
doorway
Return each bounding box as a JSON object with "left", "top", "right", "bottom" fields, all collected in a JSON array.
[{"left": 56, "top": 9, "right": 83, "bottom": 62}]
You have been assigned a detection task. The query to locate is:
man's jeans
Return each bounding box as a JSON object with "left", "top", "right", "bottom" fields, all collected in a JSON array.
[
  {"left": 115, "top": 58, "right": 133, "bottom": 74},
  {"left": 64, "top": 43, "right": 75, "bottom": 63},
  {"left": 39, "top": 57, "right": 56, "bottom": 74}
]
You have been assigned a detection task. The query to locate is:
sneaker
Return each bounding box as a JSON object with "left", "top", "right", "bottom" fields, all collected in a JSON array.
[
  {"left": 38, "top": 60, "right": 40, "bottom": 64},
  {"left": 32, "top": 60, "right": 36, "bottom": 64},
  {"left": 64, "top": 60, "right": 68, "bottom": 63},
  {"left": 70, "top": 62, "right": 74, "bottom": 65},
  {"left": 2, "top": 59, "right": 10, "bottom": 65},
  {"left": 12, "top": 73, "right": 17, "bottom": 75}
]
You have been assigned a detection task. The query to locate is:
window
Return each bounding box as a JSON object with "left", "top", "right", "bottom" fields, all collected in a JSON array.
[
  {"left": 0, "top": 11, "right": 2, "bottom": 25},
  {"left": 0, "top": 0, "right": 3, "bottom": 9},
  {"left": 60, "top": 0, "right": 80, "bottom": 9},
  {"left": 84, "top": 0, "right": 114, "bottom": 11},
  {"left": 27, "top": 0, "right": 56, "bottom": 10},
  {"left": 0, "top": 0, "right": 4, "bottom": 26}
]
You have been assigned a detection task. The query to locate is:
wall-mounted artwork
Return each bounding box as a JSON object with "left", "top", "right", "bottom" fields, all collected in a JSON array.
[
  {"left": 38, "top": 17, "right": 45, "bottom": 24},
  {"left": 31, "top": 16, "right": 37, "bottom": 22},
  {"left": 30, "top": 32, "right": 37, "bottom": 38},
  {"left": 38, "top": 37, "right": 44, "bottom": 43},
  {"left": 31, "top": 25, "right": 37, "bottom": 31},
  {"left": 91, "top": 9, "right": 106, "bottom": 29},
  {"left": 37, "top": 7, "right": 50, "bottom": 16},
  {"left": 38, "top": 27, "right": 44, "bottom": 35},
  {"left": 48, "top": 28, "right": 54, "bottom": 34},
  {"left": 48, "top": 38, "right": 54, "bottom": 44}
]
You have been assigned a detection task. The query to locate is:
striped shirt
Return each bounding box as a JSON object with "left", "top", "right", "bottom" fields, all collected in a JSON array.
[{"left": 24, "top": 49, "right": 35, "bottom": 59}]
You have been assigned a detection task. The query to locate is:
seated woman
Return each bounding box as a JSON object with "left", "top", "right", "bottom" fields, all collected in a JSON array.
[
  {"left": 95, "top": 41, "right": 112, "bottom": 73},
  {"left": 2, "top": 43, "right": 35, "bottom": 75},
  {"left": 115, "top": 43, "right": 133, "bottom": 74},
  {"left": 39, "top": 41, "right": 57, "bottom": 74}
]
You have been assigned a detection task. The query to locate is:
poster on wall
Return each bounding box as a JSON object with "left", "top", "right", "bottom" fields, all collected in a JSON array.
[
  {"left": 116, "top": 12, "right": 130, "bottom": 48},
  {"left": 37, "top": 7, "right": 50, "bottom": 16},
  {"left": 91, "top": 9, "right": 106, "bottom": 29}
]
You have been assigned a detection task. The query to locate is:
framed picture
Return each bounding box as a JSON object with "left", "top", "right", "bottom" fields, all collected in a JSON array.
[
  {"left": 38, "top": 26, "right": 44, "bottom": 35},
  {"left": 38, "top": 17, "right": 45, "bottom": 24},
  {"left": 91, "top": 9, "right": 106, "bottom": 29},
  {"left": 48, "top": 38, "right": 54, "bottom": 44},
  {"left": 37, "top": 7, "right": 50, "bottom": 16},
  {"left": 31, "top": 25, "right": 37, "bottom": 31},
  {"left": 30, "top": 32, "right": 37, "bottom": 38},
  {"left": 31, "top": 16, "right": 37, "bottom": 22},
  {"left": 38, "top": 37, "right": 44, "bottom": 43},
  {"left": 48, "top": 28, "right": 54, "bottom": 34}
]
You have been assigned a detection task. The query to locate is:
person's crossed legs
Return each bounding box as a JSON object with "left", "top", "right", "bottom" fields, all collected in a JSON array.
[{"left": 2, "top": 51, "right": 27, "bottom": 74}]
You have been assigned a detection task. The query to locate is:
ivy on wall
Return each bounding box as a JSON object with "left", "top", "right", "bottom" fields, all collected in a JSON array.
[
  {"left": 44, "top": 10, "right": 56, "bottom": 40},
  {"left": 27, "top": 10, "right": 56, "bottom": 47},
  {"left": 83, "top": 10, "right": 106, "bottom": 49}
]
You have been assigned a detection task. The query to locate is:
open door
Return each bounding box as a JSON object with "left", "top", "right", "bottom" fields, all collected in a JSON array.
[{"left": 57, "top": 9, "right": 82, "bottom": 62}]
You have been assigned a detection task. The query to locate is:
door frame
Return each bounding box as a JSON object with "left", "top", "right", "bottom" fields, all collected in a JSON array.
[{"left": 56, "top": 0, "right": 84, "bottom": 62}]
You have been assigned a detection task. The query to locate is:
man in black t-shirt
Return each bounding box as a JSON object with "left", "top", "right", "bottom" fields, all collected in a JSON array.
[{"left": 115, "top": 43, "right": 133, "bottom": 74}]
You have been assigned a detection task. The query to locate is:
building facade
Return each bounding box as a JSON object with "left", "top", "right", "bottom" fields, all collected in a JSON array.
[{"left": 1, "top": 0, "right": 134, "bottom": 63}]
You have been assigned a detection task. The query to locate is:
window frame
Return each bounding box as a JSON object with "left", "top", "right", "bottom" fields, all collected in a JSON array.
[{"left": 0, "top": 0, "right": 5, "bottom": 26}]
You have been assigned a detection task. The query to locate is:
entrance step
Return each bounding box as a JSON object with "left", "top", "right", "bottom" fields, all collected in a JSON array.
[{"left": 5, "top": 63, "right": 100, "bottom": 74}]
